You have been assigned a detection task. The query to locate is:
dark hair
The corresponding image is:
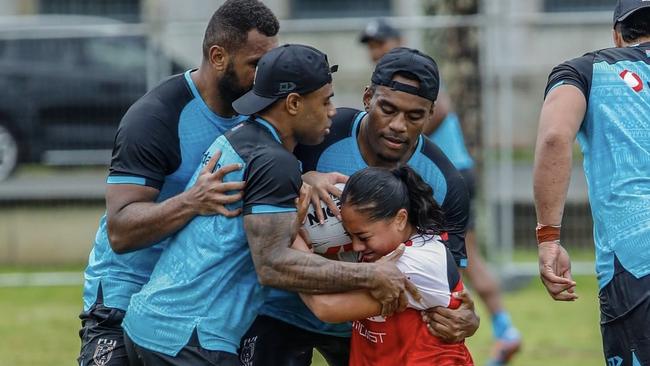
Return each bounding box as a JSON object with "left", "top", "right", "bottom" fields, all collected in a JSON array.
[
  {"left": 616, "top": 8, "right": 650, "bottom": 43},
  {"left": 341, "top": 165, "right": 445, "bottom": 234},
  {"left": 202, "top": 0, "right": 280, "bottom": 59}
]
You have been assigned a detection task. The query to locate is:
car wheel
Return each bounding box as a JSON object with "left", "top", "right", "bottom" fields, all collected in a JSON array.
[{"left": 0, "top": 123, "right": 18, "bottom": 181}]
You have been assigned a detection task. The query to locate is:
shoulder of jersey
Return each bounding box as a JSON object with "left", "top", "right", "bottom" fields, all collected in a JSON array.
[{"left": 330, "top": 107, "right": 362, "bottom": 137}]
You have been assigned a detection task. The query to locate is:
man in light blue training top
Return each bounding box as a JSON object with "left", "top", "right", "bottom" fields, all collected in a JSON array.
[
  {"left": 534, "top": 1, "right": 650, "bottom": 364},
  {"left": 122, "top": 44, "right": 415, "bottom": 366}
]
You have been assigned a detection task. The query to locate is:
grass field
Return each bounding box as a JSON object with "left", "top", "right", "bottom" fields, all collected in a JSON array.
[{"left": 0, "top": 273, "right": 603, "bottom": 366}]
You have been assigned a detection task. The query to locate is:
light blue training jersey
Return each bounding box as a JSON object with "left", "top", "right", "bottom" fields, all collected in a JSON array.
[
  {"left": 123, "top": 118, "right": 303, "bottom": 356},
  {"left": 82, "top": 70, "right": 247, "bottom": 311},
  {"left": 545, "top": 42, "right": 650, "bottom": 289}
]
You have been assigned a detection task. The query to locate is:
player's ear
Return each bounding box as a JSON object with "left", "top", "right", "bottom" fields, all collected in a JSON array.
[
  {"left": 208, "top": 44, "right": 228, "bottom": 72},
  {"left": 362, "top": 85, "right": 372, "bottom": 111},
  {"left": 612, "top": 27, "right": 624, "bottom": 48},
  {"left": 429, "top": 101, "right": 436, "bottom": 117},
  {"left": 285, "top": 93, "right": 301, "bottom": 116},
  {"left": 394, "top": 208, "right": 408, "bottom": 232}
]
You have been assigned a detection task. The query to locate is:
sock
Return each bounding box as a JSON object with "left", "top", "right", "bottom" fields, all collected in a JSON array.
[{"left": 492, "top": 311, "right": 513, "bottom": 339}]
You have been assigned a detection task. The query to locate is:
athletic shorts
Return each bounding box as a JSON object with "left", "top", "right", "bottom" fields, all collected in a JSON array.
[
  {"left": 78, "top": 290, "right": 128, "bottom": 366},
  {"left": 239, "top": 315, "right": 350, "bottom": 366},
  {"left": 459, "top": 168, "right": 476, "bottom": 229},
  {"left": 124, "top": 330, "right": 239, "bottom": 366},
  {"left": 600, "top": 257, "right": 650, "bottom": 366}
]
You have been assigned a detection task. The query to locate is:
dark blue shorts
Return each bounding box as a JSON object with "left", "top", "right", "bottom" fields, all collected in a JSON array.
[
  {"left": 124, "top": 330, "right": 239, "bottom": 366},
  {"left": 240, "top": 315, "right": 350, "bottom": 366},
  {"left": 600, "top": 257, "right": 650, "bottom": 366},
  {"left": 78, "top": 288, "right": 128, "bottom": 366}
]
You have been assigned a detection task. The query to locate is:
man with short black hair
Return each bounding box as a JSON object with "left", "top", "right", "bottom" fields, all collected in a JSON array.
[
  {"left": 534, "top": 1, "right": 650, "bottom": 364},
  {"left": 78, "top": 1, "right": 279, "bottom": 365},
  {"left": 123, "top": 44, "right": 415, "bottom": 366}
]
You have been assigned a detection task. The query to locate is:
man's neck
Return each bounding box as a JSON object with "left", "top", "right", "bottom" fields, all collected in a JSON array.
[
  {"left": 357, "top": 114, "right": 414, "bottom": 169},
  {"left": 191, "top": 65, "right": 236, "bottom": 117},
  {"left": 622, "top": 36, "right": 650, "bottom": 47},
  {"left": 257, "top": 113, "right": 297, "bottom": 152}
]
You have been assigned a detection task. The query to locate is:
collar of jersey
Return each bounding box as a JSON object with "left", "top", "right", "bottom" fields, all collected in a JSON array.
[
  {"left": 183, "top": 70, "right": 246, "bottom": 126},
  {"left": 254, "top": 117, "right": 282, "bottom": 144},
  {"left": 352, "top": 110, "right": 424, "bottom": 167}
]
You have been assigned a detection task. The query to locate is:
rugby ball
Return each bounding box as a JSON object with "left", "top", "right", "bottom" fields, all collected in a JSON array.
[{"left": 303, "top": 183, "right": 358, "bottom": 262}]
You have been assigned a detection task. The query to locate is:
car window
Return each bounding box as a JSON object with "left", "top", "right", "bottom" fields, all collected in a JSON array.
[{"left": 83, "top": 36, "right": 146, "bottom": 73}]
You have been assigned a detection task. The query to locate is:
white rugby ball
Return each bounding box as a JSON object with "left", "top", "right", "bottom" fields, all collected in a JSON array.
[{"left": 303, "top": 183, "right": 357, "bottom": 262}]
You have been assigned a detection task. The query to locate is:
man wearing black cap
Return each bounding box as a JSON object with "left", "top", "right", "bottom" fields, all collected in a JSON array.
[
  {"left": 120, "top": 44, "right": 416, "bottom": 366},
  {"left": 534, "top": 1, "right": 650, "bottom": 364},
  {"left": 242, "top": 47, "right": 479, "bottom": 366}
]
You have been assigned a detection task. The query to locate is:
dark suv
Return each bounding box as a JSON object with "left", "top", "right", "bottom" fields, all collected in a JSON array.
[{"left": 0, "top": 16, "right": 184, "bottom": 180}]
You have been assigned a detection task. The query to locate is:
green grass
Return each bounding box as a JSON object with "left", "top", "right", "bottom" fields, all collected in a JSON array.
[{"left": 0, "top": 274, "right": 603, "bottom": 366}]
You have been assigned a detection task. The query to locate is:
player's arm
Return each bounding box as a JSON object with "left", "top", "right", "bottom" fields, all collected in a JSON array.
[
  {"left": 105, "top": 110, "right": 244, "bottom": 253},
  {"left": 533, "top": 84, "right": 585, "bottom": 301},
  {"left": 107, "top": 151, "right": 244, "bottom": 253},
  {"left": 246, "top": 213, "right": 418, "bottom": 316},
  {"left": 288, "top": 234, "right": 382, "bottom": 322}
]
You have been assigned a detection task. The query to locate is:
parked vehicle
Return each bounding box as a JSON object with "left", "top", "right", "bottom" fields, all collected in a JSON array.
[{"left": 0, "top": 15, "right": 184, "bottom": 180}]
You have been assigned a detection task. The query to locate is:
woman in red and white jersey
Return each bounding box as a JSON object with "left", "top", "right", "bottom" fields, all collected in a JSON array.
[{"left": 297, "top": 165, "right": 474, "bottom": 366}]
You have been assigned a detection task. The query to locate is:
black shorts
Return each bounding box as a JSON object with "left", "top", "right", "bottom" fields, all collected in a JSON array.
[
  {"left": 124, "top": 330, "right": 240, "bottom": 366},
  {"left": 600, "top": 257, "right": 650, "bottom": 365},
  {"left": 239, "top": 315, "right": 350, "bottom": 366},
  {"left": 459, "top": 168, "right": 476, "bottom": 230},
  {"left": 78, "top": 292, "right": 128, "bottom": 366}
]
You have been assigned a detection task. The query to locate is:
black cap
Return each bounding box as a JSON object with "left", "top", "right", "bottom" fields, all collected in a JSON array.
[
  {"left": 359, "top": 19, "right": 401, "bottom": 43},
  {"left": 233, "top": 44, "right": 338, "bottom": 115},
  {"left": 371, "top": 47, "right": 440, "bottom": 102},
  {"left": 613, "top": 0, "right": 650, "bottom": 25}
]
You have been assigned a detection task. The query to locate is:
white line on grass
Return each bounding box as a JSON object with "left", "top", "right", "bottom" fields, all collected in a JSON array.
[{"left": 0, "top": 272, "right": 82, "bottom": 287}]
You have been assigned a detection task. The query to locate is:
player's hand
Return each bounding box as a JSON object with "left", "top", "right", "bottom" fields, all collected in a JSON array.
[
  {"left": 188, "top": 150, "right": 245, "bottom": 217},
  {"left": 296, "top": 183, "right": 312, "bottom": 224},
  {"left": 538, "top": 241, "right": 577, "bottom": 301},
  {"left": 292, "top": 184, "right": 312, "bottom": 243},
  {"left": 421, "top": 290, "right": 479, "bottom": 343},
  {"left": 370, "top": 244, "right": 421, "bottom": 317},
  {"left": 301, "top": 171, "right": 348, "bottom": 224}
]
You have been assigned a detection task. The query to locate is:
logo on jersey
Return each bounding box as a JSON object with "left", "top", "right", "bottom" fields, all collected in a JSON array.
[
  {"left": 352, "top": 321, "right": 386, "bottom": 343},
  {"left": 92, "top": 338, "right": 116, "bottom": 366},
  {"left": 619, "top": 70, "right": 644, "bottom": 92}
]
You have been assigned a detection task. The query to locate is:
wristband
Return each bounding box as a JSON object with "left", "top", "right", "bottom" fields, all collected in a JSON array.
[{"left": 536, "top": 223, "right": 560, "bottom": 244}]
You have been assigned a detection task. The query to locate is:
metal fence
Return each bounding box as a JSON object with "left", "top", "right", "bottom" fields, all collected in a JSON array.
[{"left": 0, "top": 2, "right": 613, "bottom": 278}]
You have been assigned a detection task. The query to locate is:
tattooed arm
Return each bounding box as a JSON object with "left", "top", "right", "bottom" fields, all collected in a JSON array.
[{"left": 245, "top": 212, "right": 415, "bottom": 316}]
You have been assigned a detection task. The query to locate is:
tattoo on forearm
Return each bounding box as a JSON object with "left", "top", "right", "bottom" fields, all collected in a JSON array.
[{"left": 245, "top": 213, "right": 374, "bottom": 293}]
